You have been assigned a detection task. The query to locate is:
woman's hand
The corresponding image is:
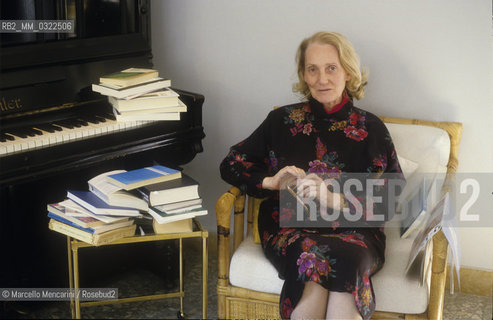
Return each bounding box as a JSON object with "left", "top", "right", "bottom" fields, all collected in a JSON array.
[
  {"left": 297, "top": 173, "right": 346, "bottom": 210},
  {"left": 262, "top": 166, "right": 306, "bottom": 191}
]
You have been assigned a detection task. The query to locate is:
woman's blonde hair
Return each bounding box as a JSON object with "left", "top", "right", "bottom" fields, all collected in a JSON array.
[{"left": 293, "top": 31, "right": 368, "bottom": 100}]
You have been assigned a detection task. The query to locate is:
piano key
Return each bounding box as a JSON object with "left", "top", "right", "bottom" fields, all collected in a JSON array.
[
  {"left": 0, "top": 116, "right": 157, "bottom": 157},
  {"left": 2, "top": 133, "right": 16, "bottom": 141},
  {"left": 34, "top": 123, "right": 62, "bottom": 133},
  {"left": 0, "top": 134, "right": 9, "bottom": 143},
  {"left": 53, "top": 120, "right": 75, "bottom": 129},
  {"left": 4, "top": 129, "right": 29, "bottom": 139},
  {"left": 0, "top": 140, "right": 14, "bottom": 155},
  {"left": 80, "top": 115, "right": 103, "bottom": 124},
  {"left": 31, "top": 128, "right": 44, "bottom": 136}
]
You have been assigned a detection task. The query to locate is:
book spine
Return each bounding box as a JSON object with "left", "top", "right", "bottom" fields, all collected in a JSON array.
[
  {"left": 47, "top": 212, "right": 95, "bottom": 233},
  {"left": 48, "top": 220, "right": 94, "bottom": 244},
  {"left": 88, "top": 184, "right": 110, "bottom": 204},
  {"left": 93, "top": 225, "right": 136, "bottom": 246}
]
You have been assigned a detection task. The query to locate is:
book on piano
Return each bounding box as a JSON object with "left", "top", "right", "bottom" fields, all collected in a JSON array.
[
  {"left": 100, "top": 68, "right": 159, "bottom": 87},
  {"left": 92, "top": 78, "right": 171, "bottom": 99},
  {"left": 112, "top": 108, "right": 181, "bottom": 122},
  {"left": 108, "top": 88, "right": 181, "bottom": 111}
]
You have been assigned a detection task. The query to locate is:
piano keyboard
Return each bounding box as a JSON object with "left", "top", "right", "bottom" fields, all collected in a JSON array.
[{"left": 0, "top": 113, "right": 155, "bottom": 157}]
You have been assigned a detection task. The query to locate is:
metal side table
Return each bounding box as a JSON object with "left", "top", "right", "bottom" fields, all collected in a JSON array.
[{"left": 66, "top": 218, "right": 208, "bottom": 319}]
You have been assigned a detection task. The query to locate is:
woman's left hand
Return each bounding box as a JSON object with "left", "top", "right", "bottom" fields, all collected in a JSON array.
[{"left": 296, "top": 173, "right": 344, "bottom": 210}]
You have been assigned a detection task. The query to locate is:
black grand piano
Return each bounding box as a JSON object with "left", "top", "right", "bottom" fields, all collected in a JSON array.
[{"left": 0, "top": 0, "right": 205, "bottom": 291}]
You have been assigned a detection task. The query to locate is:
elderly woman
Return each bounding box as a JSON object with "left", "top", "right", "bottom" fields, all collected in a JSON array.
[{"left": 220, "top": 31, "right": 402, "bottom": 320}]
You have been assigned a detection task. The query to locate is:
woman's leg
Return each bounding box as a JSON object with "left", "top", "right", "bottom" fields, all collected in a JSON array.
[
  {"left": 325, "top": 292, "right": 362, "bottom": 320},
  {"left": 290, "top": 281, "right": 328, "bottom": 320}
]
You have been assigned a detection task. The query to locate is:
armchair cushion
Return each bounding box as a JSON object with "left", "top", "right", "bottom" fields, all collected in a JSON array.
[{"left": 230, "top": 227, "right": 431, "bottom": 313}]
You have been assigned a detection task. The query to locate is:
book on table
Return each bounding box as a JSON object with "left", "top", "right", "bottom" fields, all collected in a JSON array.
[
  {"left": 67, "top": 190, "right": 142, "bottom": 217},
  {"left": 152, "top": 218, "right": 193, "bottom": 234},
  {"left": 92, "top": 78, "right": 171, "bottom": 99},
  {"left": 48, "top": 219, "right": 137, "bottom": 246},
  {"left": 47, "top": 203, "right": 107, "bottom": 228},
  {"left": 148, "top": 205, "right": 207, "bottom": 224},
  {"left": 47, "top": 211, "right": 134, "bottom": 234},
  {"left": 154, "top": 198, "right": 203, "bottom": 212},
  {"left": 106, "top": 165, "right": 182, "bottom": 191},
  {"left": 88, "top": 170, "right": 149, "bottom": 211},
  {"left": 134, "top": 173, "right": 199, "bottom": 206},
  {"left": 59, "top": 199, "right": 131, "bottom": 224},
  {"left": 99, "top": 68, "right": 159, "bottom": 87},
  {"left": 108, "top": 88, "right": 181, "bottom": 111}
]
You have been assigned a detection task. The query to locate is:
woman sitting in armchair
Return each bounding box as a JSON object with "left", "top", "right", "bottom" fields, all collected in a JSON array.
[{"left": 220, "top": 31, "right": 403, "bottom": 320}]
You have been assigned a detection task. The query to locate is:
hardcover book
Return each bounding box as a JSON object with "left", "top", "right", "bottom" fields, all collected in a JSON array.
[
  {"left": 49, "top": 219, "right": 136, "bottom": 246},
  {"left": 154, "top": 198, "right": 203, "bottom": 212},
  {"left": 148, "top": 205, "right": 207, "bottom": 224},
  {"left": 107, "top": 165, "right": 182, "bottom": 191},
  {"left": 134, "top": 173, "right": 199, "bottom": 206},
  {"left": 100, "top": 68, "right": 159, "bottom": 87},
  {"left": 67, "top": 190, "right": 142, "bottom": 216}
]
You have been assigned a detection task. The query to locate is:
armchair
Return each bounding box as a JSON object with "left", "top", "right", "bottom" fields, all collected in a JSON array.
[{"left": 216, "top": 116, "right": 462, "bottom": 319}]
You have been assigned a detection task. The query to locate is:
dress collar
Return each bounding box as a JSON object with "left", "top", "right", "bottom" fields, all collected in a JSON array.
[{"left": 309, "top": 95, "right": 352, "bottom": 121}]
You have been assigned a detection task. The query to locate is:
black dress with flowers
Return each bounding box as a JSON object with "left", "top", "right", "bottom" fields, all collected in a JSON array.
[{"left": 219, "top": 97, "right": 403, "bottom": 320}]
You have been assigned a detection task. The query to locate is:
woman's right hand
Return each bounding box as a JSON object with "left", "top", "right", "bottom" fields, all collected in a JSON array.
[{"left": 262, "top": 166, "right": 306, "bottom": 191}]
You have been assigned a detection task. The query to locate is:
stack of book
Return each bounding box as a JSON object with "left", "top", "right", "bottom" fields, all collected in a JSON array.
[
  {"left": 134, "top": 173, "right": 206, "bottom": 233},
  {"left": 91, "top": 68, "right": 187, "bottom": 121},
  {"left": 47, "top": 165, "right": 207, "bottom": 244},
  {"left": 47, "top": 200, "right": 138, "bottom": 246},
  {"left": 107, "top": 166, "right": 207, "bottom": 234}
]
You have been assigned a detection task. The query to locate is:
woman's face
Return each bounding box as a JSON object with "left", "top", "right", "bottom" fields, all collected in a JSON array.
[{"left": 303, "top": 42, "right": 350, "bottom": 110}]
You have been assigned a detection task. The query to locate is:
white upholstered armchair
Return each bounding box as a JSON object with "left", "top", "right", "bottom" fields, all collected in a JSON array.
[{"left": 216, "top": 116, "right": 462, "bottom": 319}]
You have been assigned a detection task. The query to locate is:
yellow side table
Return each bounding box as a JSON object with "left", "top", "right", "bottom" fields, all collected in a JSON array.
[{"left": 66, "top": 219, "right": 208, "bottom": 319}]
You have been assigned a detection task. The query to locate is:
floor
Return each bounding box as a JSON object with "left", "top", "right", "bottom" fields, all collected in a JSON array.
[{"left": 2, "top": 238, "right": 491, "bottom": 319}]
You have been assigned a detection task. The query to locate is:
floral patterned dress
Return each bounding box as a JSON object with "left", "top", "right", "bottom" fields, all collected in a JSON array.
[{"left": 219, "top": 97, "right": 403, "bottom": 320}]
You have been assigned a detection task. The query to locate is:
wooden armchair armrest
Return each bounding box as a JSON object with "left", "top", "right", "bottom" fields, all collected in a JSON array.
[{"left": 216, "top": 186, "right": 243, "bottom": 287}]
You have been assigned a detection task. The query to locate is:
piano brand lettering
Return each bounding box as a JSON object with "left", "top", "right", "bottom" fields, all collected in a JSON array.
[{"left": 0, "top": 97, "right": 22, "bottom": 112}]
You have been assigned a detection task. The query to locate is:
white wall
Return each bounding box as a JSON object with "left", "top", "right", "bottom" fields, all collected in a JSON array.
[{"left": 151, "top": 0, "right": 493, "bottom": 270}]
